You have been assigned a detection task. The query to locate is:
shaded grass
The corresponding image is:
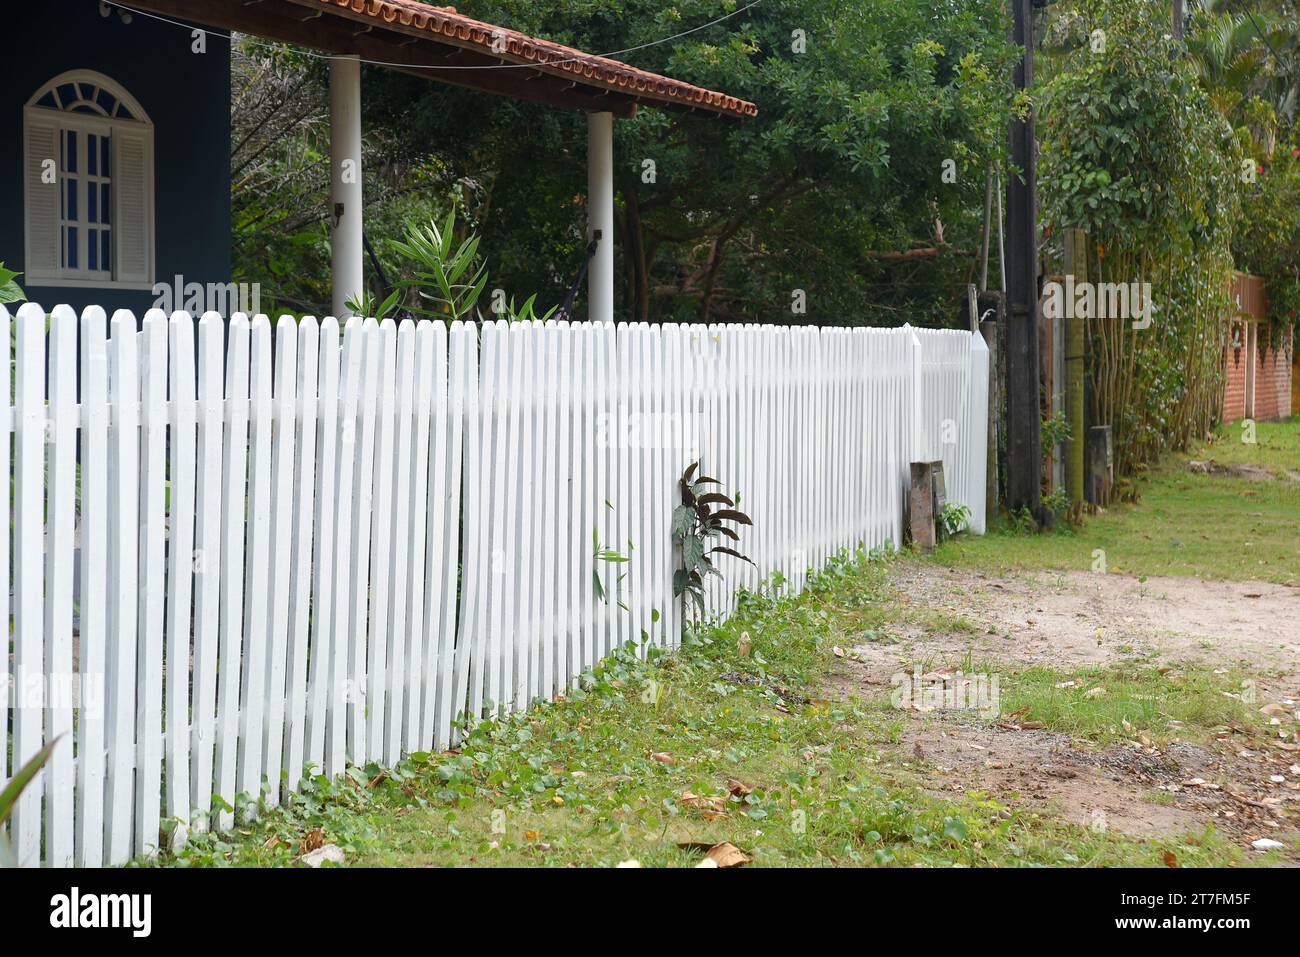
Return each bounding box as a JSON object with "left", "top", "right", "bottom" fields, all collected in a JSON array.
[
  {"left": 995, "top": 662, "right": 1259, "bottom": 746},
  {"left": 151, "top": 552, "right": 1261, "bottom": 869},
  {"left": 934, "top": 418, "right": 1300, "bottom": 583},
  {"left": 1206, "top": 415, "right": 1300, "bottom": 470}
]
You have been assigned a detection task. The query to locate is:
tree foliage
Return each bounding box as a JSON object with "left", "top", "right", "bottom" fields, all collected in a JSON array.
[
  {"left": 232, "top": 0, "right": 1018, "bottom": 325},
  {"left": 1038, "top": 0, "right": 1244, "bottom": 475}
]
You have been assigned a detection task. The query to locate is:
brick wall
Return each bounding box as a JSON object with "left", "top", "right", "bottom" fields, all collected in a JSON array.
[
  {"left": 1255, "top": 326, "right": 1294, "bottom": 422},
  {"left": 1293, "top": 349, "right": 1300, "bottom": 415},
  {"left": 1222, "top": 274, "right": 1293, "bottom": 423},
  {"left": 1224, "top": 319, "right": 1249, "bottom": 422}
]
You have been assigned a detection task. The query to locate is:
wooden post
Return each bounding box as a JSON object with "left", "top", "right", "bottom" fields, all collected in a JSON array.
[
  {"left": 1086, "top": 425, "right": 1113, "bottom": 506},
  {"left": 1006, "top": 0, "right": 1042, "bottom": 518},
  {"left": 979, "top": 298, "right": 1000, "bottom": 522},
  {"left": 909, "top": 461, "right": 939, "bottom": 552},
  {"left": 1063, "top": 229, "right": 1087, "bottom": 505}
]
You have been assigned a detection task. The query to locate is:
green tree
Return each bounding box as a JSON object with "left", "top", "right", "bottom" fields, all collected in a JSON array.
[{"left": 235, "top": 0, "right": 1018, "bottom": 326}]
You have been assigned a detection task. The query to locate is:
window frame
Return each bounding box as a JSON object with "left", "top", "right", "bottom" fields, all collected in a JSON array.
[{"left": 23, "top": 70, "right": 155, "bottom": 291}]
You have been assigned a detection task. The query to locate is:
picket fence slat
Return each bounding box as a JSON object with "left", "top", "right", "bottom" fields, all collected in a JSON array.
[
  {"left": 386, "top": 320, "right": 416, "bottom": 764},
  {"left": 75, "top": 306, "right": 109, "bottom": 866},
  {"left": 104, "top": 310, "right": 140, "bottom": 864},
  {"left": 190, "top": 313, "right": 226, "bottom": 832},
  {"left": 285, "top": 316, "right": 320, "bottom": 792},
  {"left": 304, "top": 317, "right": 337, "bottom": 777},
  {"left": 164, "top": 311, "right": 198, "bottom": 846},
  {"left": 44, "top": 306, "right": 78, "bottom": 868},
  {"left": 136, "top": 311, "right": 168, "bottom": 857},
  {"left": 263, "top": 315, "right": 300, "bottom": 806},
  {"left": 5, "top": 307, "right": 988, "bottom": 864},
  {"left": 367, "top": 319, "right": 398, "bottom": 761}
]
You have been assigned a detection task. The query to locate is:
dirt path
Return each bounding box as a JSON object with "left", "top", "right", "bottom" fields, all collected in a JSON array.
[
  {"left": 863, "top": 563, "right": 1300, "bottom": 698},
  {"left": 824, "top": 562, "right": 1300, "bottom": 858}
]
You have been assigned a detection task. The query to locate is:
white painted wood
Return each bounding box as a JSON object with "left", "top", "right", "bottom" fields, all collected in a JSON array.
[
  {"left": 431, "top": 320, "right": 462, "bottom": 750},
  {"left": 133, "top": 312, "right": 171, "bottom": 847},
  {"left": 237, "top": 316, "right": 274, "bottom": 816},
  {"left": 367, "top": 319, "right": 398, "bottom": 760},
  {"left": 214, "top": 314, "right": 250, "bottom": 832},
  {"left": 582, "top": 325, "right": 595, "bottom": 676},
  {"left": 11, "top": 304, "right": 46, "bottom": 866},
  {"left": 164, "top": 310, "right": 198, "bottom": 847},
  {"left": 0, "top": 306, "right": 9, "bottom": 851},
  {"left": 307, "top": 318, "right": 342, "bottom": 774},
  {"left": 553, "top": 321, "right": 574, "bottom": 691},
  {"left": 498, "top": 322, "right": 523, "bottom": 713},
  {"left": 12, "top": 309, "right": 993, "bottom": 857},
  {"left": 347, "top": 318, "right": 381, "bottom": 765},
  {"left": 402, "top": 321, "right": 434, "bottom": 751},
  {"left": 508, "top": 321, "right": 533, "bottom": 711},
  {"left": 75, "top": 306, "right": 109, "bottom": 866},
  {"left": 44, "top": 305, "right": 78, "bottom": 867},
  {"left": 328, "top": 317, "right": 364, "bottom": 775},
  {"left": 451, "top": 320, "right": 482, "bottom": 744},
  {"left": 538, "top": 322, "right": 561, "bottom": 697},
  {"left": 523, "top": 321, "right": 546, "bottom": 703},
  {"left": 283, "top": 317, "right": 320, "bottom": 792},
  {"left": 190, "top": 313, "right": 226, "bottom": 833},
  {"left": 104, "top": 309, "right": 140, "bottom": 863},
  {"left": 484, "top": 320, "right": 509, "bottom": 717},
  {"left": 609, "top": 322, "right": 627, "bottom": 655},
  {"left": 263, "top": 316, "right": 300, "bottom": 806},
  {"left": 570, "top": 323, "right": 586, "bottom": 679},
  {"left": 385, "top": 320, "right": 417, "bottom": 763}
]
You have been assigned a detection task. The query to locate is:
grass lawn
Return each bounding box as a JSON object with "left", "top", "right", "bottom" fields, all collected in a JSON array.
[
  {"left": 935, "top": 416, "right": 1300, "bottom": 583},
  {"left": 154, "top": 553, "right": 1270, "bottom": 869}
]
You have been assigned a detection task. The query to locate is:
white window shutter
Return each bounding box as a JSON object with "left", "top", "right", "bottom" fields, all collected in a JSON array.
[
  {"left": 23, "top": 109, "right": 60, "bottom": 281},
  {"left": 112, "top": 124, "right": 154, "bottom": 285}
]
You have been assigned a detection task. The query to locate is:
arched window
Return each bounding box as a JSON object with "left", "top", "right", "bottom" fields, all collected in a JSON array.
[{"left": 24, "top": 70, "right": 155, "bottom": 288}]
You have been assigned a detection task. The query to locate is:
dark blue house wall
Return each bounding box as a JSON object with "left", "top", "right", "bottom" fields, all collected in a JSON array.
[{"left": 3, "top": 0, "right": 231, "bottom": 314}]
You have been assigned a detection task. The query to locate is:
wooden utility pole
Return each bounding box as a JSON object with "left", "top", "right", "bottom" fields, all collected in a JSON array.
[
  {"left": 1173, "top": 0, "right": 1184, "bottom": 40},
  {"left": 1063, "top": 229, "right": 1087, "bottom": 505},
  {"left": 1005, "top": 0, "right": 1042, "bottom": 516}
]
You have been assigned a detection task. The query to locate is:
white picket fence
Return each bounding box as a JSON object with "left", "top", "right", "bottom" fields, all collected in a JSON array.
[{"left": 0, "top": 303, "right": 987, "bottom": 867}]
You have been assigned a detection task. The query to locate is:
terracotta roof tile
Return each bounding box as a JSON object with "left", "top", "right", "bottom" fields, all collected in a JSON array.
[{"left": 301, "top": 0, "right": 758, "bottom": 118}]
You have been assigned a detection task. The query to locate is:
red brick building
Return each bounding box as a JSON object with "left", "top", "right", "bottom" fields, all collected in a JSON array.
[{"left": 1223, "top": 273, "right": 1294, "bottom": 423}]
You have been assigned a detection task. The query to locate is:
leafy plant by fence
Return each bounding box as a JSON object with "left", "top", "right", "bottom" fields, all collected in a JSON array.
[{"left": 0, "top": 303, "right": 986, "bottom": 867}]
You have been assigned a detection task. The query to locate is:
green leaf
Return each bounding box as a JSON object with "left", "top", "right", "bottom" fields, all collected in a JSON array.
[
  {"left": 0, "top": 263, "right": 27, "bottom": 305},
  {"left": 0, "top": 736, "right": 62, "bottom": 826},
  {"left": 682, "top": 535, "right": 707, "bottom": 572},
  {"left": 943, "top": 817, "right": 968, "bottom": 842},
  {"left": 672, "top": 505, "right": 697, "bottom": 538}
]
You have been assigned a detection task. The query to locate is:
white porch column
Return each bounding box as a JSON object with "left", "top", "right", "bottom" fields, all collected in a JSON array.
[
  {"left": 587, "top": 111, "right": 615, "bottom": 324},
  {"left": 330, "top": 55, "right": 363, "bottom": 318}
]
